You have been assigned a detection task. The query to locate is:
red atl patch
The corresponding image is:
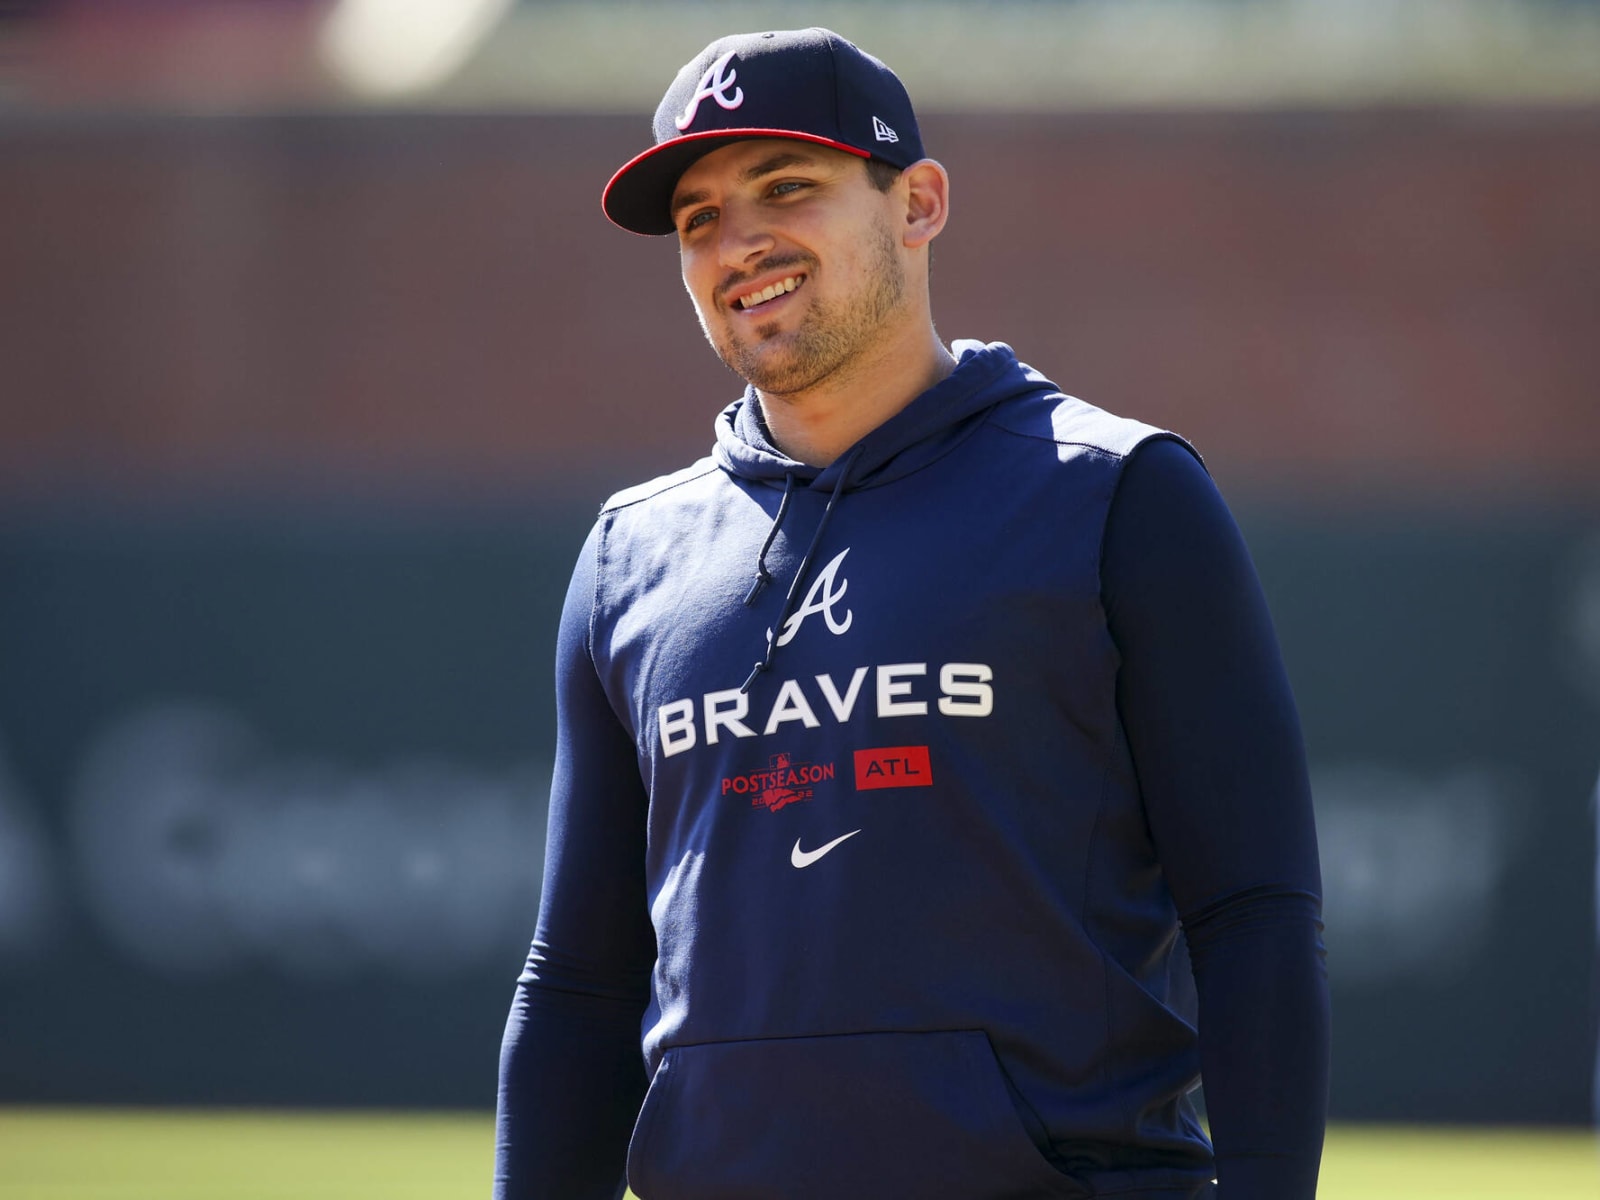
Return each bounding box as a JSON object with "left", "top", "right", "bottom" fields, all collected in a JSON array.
[{"left": 854, "top": 745, "right": 933, "bottom": 790}]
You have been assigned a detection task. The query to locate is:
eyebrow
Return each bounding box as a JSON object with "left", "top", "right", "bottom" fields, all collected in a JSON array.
[{"left": 669, "top": 151, "right": 824, "bottom": 222}]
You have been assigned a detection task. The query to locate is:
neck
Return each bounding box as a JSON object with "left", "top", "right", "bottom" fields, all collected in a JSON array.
[{"left": 755, "top": 324, "right": 957, "bottom": 468}]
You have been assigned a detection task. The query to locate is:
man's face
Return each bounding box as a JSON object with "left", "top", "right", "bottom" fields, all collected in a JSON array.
[{"left": 670, "top": 139, "right": 907, "bottom": 396}]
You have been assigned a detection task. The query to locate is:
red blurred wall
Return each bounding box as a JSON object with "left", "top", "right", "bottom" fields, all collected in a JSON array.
[{"left": 2, "top": 108, "right": 1596, "bottom": 503}]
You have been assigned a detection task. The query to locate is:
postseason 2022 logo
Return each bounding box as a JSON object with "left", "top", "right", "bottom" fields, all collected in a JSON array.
[{"left": 721, "top": 751, "right": 836, "bottom": 812}]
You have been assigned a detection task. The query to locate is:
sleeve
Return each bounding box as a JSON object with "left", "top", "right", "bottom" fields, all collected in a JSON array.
[
  {"left": 494, "top": 522, "right": 657, "bottom": 1200},
  {"left": 1101, "top": 437, "right": 1331, "bottom": 1200}
]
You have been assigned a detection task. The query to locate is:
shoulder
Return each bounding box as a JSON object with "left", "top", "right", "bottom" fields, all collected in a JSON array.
[
  {"left": 984, "top": 387, "right": 1196, "bottom": 466},
  {"left": 599, "top": 456, "right": 723, "bottom": 516},
  {"left": 592, "top": 457, "right": 739, "bottom": 592},
  {"left": 1102, "top": 437, "right": 1249, "bottom": 608},
  {"left": 1115, "top": 434, "right": 1215, "bottom": 506}
]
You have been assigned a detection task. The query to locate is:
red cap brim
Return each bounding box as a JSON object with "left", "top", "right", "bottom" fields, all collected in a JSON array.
[{"left": 602, "top": 128, "right": 871, "bottom": 236}]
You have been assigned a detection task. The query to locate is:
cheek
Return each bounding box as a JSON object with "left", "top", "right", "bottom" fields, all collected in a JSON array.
[
  {"left": 679, "top": 264, "right": 724, "bottom": 340},
  {"left": 680, "top": 256, "right": 719, "bottom": 319}
]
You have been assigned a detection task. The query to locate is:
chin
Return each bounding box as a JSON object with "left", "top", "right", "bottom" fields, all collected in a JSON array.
[{"left": 722, "top": 341, "right": 805, "bottom": 392}]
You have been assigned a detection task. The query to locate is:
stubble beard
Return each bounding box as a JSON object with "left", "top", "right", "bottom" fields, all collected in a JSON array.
[{"left": 705, "top": 223, "right": 906, "bottom": 397}]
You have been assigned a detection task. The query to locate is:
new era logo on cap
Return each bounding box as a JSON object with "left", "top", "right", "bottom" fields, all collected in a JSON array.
[{"left": 602, "top": 27, "right": 926, "bottom": 236}]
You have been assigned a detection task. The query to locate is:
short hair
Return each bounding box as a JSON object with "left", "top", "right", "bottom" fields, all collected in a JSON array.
[{"left": 864, "top": 158, "right": 903, "bottom": 193}]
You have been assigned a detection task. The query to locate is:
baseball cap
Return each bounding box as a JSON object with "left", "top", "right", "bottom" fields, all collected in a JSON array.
[{"left": 602, "top": 27, "right": 925, "bottom": 236}]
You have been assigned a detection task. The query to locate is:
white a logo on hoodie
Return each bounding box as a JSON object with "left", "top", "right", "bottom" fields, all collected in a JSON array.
[{"left": 775, "top": 549, "right": 853, "bottom": 647}]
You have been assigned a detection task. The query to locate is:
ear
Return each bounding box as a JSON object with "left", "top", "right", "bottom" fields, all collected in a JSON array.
[{"left": 899, "top": 159, "right": 950, "bottom": 249}]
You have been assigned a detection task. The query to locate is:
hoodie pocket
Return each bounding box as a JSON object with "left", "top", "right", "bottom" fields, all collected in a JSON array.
[{"left": 626, "top": 1028, "right": 1085, "bottom": 1200}]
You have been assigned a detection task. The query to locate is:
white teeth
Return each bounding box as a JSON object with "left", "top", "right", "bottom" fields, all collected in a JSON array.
[{"left": 739, "top": 275, "right": 802, "bottom": 309}]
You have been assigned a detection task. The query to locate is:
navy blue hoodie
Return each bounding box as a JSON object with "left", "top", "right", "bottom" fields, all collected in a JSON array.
[{"left": 496, "top": 341, "right": 1328, "bottom": 1200}]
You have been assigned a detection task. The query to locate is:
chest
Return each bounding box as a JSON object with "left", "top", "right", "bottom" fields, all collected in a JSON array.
[{"left": 595, "top": 454, "right": 1121, "bottom": 768}]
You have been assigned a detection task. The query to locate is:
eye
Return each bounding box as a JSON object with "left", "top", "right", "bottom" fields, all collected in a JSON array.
[
  {"left": 769, "top": 180, "right": 810, "bottom": 198},
  {"left": 680, "top": 208, "right": 716, "bottom": 234}
]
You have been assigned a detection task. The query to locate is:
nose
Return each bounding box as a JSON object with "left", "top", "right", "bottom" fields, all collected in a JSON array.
[{"left": 717, "top": 197, "right": 775, "bottom": 272}]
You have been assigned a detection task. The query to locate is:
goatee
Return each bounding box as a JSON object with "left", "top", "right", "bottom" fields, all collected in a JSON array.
[{"left": 708, "top": 224, "right": 905, "bottom": 396}]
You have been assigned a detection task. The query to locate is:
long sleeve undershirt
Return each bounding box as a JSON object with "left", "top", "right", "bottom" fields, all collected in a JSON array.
[
  {"left": 494, "top": 523, "right": 654, "bottom": 1200},
  {"left": 494, "top": 435, "right": 1329, "bottom": 1200},
  {"left": 1103, "top": 438, "right": 1329, "bottom": 1199}
]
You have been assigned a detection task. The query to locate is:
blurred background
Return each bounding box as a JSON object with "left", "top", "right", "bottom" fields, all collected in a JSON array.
[{"left": 1, "top": 0, "right": 1598, "bottom": 1141}]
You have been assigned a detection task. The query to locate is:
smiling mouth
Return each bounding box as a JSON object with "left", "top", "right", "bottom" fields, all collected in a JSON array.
[{"left": 734, "top": 274, "right": 805, "bottom": 311}]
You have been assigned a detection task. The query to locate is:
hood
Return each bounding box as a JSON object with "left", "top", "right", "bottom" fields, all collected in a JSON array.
[
  {"left": 711, "top": 340, "right": 1052, "bottom": 494},
  {"left": 713, "top": 340, "right": 1057, "bottom": 695}
]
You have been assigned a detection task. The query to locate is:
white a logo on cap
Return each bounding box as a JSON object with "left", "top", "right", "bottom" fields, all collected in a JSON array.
[
  {"left": 676, "top": 50, "right": 745, "bottom": 131},
  {"left": 872, "top": 116, "right": 899, "bottom": 143}
]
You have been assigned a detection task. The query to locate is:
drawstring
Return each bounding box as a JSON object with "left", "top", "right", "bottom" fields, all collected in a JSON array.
[
  {"left": 741, "top": 447, "right": 863, "bottom": 694},
  {"left": 743, "top": 472, "right": 796, "bottom": 606}
]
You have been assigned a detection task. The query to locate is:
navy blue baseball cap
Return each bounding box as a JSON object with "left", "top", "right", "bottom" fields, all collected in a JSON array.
[{"left": 602, "top": 27, "right": 925, "bottom": 236}]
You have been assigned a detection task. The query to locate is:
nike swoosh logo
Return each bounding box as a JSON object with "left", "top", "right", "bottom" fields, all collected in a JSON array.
[{"left": 791, "top": 829, "right": 861, "bottom": 869}]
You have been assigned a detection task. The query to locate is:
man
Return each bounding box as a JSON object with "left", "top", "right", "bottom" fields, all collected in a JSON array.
[{"left": 496, "top": 27, "right": 1328, "bottom": 1200}]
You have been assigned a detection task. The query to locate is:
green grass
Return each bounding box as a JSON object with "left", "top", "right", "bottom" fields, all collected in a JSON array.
[
  {"left": 1319, "top": 1124, "right": 1599, "bottom": 1198},
  {"left": 0, "top": 1109, "right": 1595, "bottom": 1198},
  {"left": 0, "top": 1109, "right": 491, "bottom": 1200}
]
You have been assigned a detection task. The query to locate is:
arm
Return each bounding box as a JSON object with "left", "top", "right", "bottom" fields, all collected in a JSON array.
[
  {"left": 1102, "top": 438, "right": 1330, "bottom": 1200},
  {"left": 495, "top": 523, "right": 657, "bottom": 1200}
]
